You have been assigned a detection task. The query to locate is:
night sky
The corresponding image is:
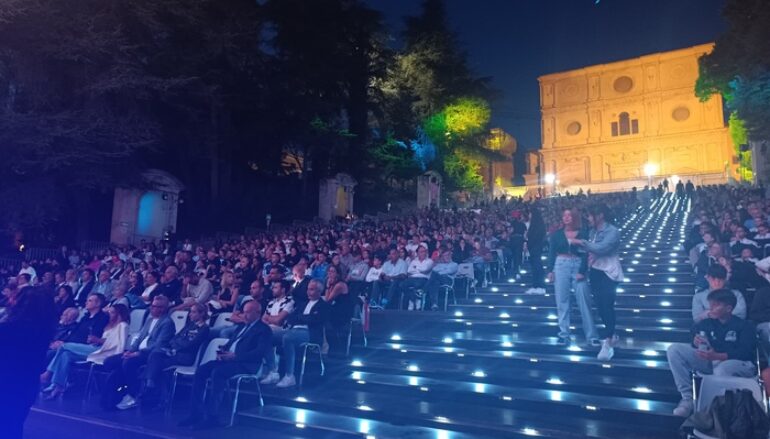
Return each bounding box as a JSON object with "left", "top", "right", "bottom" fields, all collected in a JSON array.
[{"left": 365, "top": 0, "right": 728, "bottom": 150}]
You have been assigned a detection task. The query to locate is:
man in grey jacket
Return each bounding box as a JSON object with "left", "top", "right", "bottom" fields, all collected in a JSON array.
[{"left": 101, "top": 295, "right": 175, "bottom": 410}]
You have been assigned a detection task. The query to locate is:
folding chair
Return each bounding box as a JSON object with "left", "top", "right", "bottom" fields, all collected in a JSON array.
[
  {"left": 438, "top": 275, "right": 457, "bottom": 311},
  {"left": 170, "top": 310, "right": 189, "bottom": 334},
  {"left": 128, "top": 309, "right": 146, "bottom": 335},
  {"left": 690, "top": 375, "right": 768, "bottom": 439},
  {"left": 211, "top": 312, "right": 234, "bottom": 329},
  {"left": 455, "top": 263, "right": 475, "bottom": 298},
  {"left": 226, "top": 369, "right": 265, "bottom": 427},
  {"left": 299, "top": 329, "right": 326, "bottom": 388},
  {"left": 78, "top": 358, "right": 106, "bottom": 401},
  {"left": 346, "top": 300, "right": 368, "bottom": 356},
  {"left": 166, "top": 337, "right": 229, "bottom": 410}
]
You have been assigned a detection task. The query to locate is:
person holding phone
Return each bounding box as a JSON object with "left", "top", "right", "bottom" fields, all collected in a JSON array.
[{"left": 179, "top": 300, "right": 271, "bottom": 429}]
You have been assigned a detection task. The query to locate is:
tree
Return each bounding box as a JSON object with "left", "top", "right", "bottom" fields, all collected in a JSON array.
[{"left": 696, "top": 0, "right": 770, "bottom": 139}]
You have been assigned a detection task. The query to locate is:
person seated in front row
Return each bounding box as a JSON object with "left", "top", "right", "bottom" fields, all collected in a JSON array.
[
  {"left": 275, "top": 279, "right": 330, "bottom": 388},
  {"left": 401, "top": 245, "right": 434, "bottom": 311},
  {"left": 143, "top": 302, "right": 210, "bottom": 406},
  {"left": 667, "top": 289, "right": 757, "bottom": 417},
  {"left": 692, "top": 264, "right": 746, "bottom": 322},
  {"left": 100, "top": 295, "right": 175, "bottom": 410},
  {"left": 370, "top": 249, "right": 407, "bottom": 309},
  {"left": 425, "top": 250, "right": 458, "bottom": 311},
  {"left": 47, "top": 294, "right": 109, "bottom": 363},
  {"left": 41, "top": 304, "right": 130, "bottom": 399},
  {"left": 178, "top": 300, "right": 271, "bottom": 430},
  {"left": 52, "top": 307, "right": 80, "bottom": 343},
  {"left": 259, "top": 281, "right": 295, "bottom": 385}
]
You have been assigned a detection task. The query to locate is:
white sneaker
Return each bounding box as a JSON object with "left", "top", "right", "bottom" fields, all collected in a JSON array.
[
  {"left": 260, "top": 372, "right": 280, "bottom": 385},
  {"left": 116, "top": 394, "right": 138, "bottom": 410},
  {"left": 597, "top": 340, "right": 614, "bottom": 361},
  {"left": 276, "top": 375, "right": 296, "bottom": 388},
  {"left": 673, "top": 399, "right": 693, "bottom": 417}
]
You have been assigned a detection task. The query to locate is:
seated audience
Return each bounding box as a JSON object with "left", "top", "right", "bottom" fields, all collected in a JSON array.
[
  {"left": 208, "top": 271, "right": 239, "bottom": 316},
  {"left": 101, "top": 296, "right": 174, "bottom": 410},
  {"left": 139, "top": 271, "right": 160, "bottom": 308},
  {"left": 289, "top": 264, "right": 311, "bottom": 304},
  {"left": 692, "top": 264, "right": 746, "bottom": 322},
  {"left": 325, "top": 265, "right": 352, "bottom": 355},
  {"left": 178, "top": 300, "right": 271, "bottom": 429},
  {"left": 108, "top": 282, "right": 130, "bottom": 308},
  {"left": 259, "top": 281, "right": 295, "bottom": 384},
  {"left": 667, "top": 289, "right": 757, "bottom": 417},
  {"left": 371, "top": 249, "right": 407, "bottom": 309},
  {"left": 730, "top": 226, "right": 760, "bottom": 258},
  {"left": 53, "top": 285, "right": 76, "bottom": 317},
  {"left": 425, "top": 250, "right": 459, "bottom": 311},
  {"left": 93, "top": 270, "right": 116, "bottom": 301},
  {"left": 143, "top": 302, "right": 210, "bottom": 405},
  {"left": 41, "top": 304, "right": 130, "bottom": 399},
  {"left": 175, "top": 271, "right": 214, "bottom": 311},
  {"left": 48, "top": 294, "right": 109, "bottom": 362},
  {"left": 345, "top": 251, "right": 370, "bottom": 297},
  {"left": 156, "top": 266, "right": 183, "bottom": 305},
  {"left": 401, "top": 245, "right": 434, "bottom": 310},
  {"left": 276, "top": 279, "right": 330, "bottom": 388},
  {"left": 52, "top": 307, "right": 80, "bottom": 343}
]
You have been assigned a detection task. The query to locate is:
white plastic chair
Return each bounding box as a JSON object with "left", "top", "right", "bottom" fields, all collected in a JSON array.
[
  {"left": 455, "top": 263, "right": 475, "bottom": 297},
  {"left": 170, "top": 310, "right": 189, "bottom": 334},
  {"left": 167, "top": 337, "right": 229, "bottom": 410},
  {"left": 128, "top": 309, "right": 146, "bottom": 335},
  {"left": 212, "top": 312, "right": 234, "bottom": 329},
  {"left": 692, "top": 375, "right": 767, "bottom": 439}
]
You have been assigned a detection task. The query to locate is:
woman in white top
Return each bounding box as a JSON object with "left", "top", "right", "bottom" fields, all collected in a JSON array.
[{"left": 41, "top": 304, "right": 130, "bottom": 399}]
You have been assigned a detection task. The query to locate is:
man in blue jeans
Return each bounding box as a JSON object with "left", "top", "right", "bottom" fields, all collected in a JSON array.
[
  {"left": 276, "top": 279, "right": 330, "bottom": 388},
  {"left": 666, "top": 289, "right": 757, "bottom": 417}
]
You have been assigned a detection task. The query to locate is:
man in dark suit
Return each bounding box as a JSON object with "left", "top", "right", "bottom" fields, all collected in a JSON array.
[
  {"left": 289, "top": 264, "right": 311, "bottom": 305},
  {"left": 73, "top": 269, "right": 95, "bottom": 307},
  {"left": 101, "top": 295, "right": 175, "bottom": 410},
  {"left": 276, "top": 279, "right": 330, "bottom": 388},
  {"left": 179, "top": 300, "right": 271, "bottom": 429}
]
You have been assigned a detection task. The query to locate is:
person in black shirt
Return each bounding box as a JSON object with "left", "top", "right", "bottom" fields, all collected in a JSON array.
[
  {"left": 48, "top": 294, "right": 108, "bottom": 360},
  {"left": 143, "top": 302, "right": 210, "bottom": 406},
  {"left": 666, "top": 289, "right": 757, "bottom": 417}
]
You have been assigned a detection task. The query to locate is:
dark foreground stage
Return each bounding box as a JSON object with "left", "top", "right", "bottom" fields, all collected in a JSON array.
[{"left": 26, "top": 196, "right": 691, "bottom": 439}]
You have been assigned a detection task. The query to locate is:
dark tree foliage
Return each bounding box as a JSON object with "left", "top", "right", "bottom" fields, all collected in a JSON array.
[{"left": 697, "top": 0, "right": 770, "bottom": 139}]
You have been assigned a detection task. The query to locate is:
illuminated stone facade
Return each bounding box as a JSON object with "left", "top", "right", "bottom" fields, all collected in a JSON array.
[{"left": 534, "top": 43, "right": 735, "bottom": 190}]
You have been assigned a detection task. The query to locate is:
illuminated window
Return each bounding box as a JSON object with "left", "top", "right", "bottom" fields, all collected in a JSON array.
[{"left": 611, "top": 112, "right": 639, "bottom": 137}]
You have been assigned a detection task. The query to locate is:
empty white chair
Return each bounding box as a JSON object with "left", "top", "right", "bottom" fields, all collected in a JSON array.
[
  {"left": 170, "top": 310, "right": 189, "bottom": 334},
  {"left": 455, "top": 263, "right": 475, "bottom": 297},
  {"left": 167, "top": 337, "right": 229, "bottom": 410}
]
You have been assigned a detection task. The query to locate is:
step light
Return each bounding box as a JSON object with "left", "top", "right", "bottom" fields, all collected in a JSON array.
[
  {"left": 632, "top": 386, "right": 652, "bottom": 393},
  {"left": 546, "top": 377, "right": 564, "bottom": 385},
  {"left": 474, "top": 298, "right": 483, "bottom": 303},
  {"left": 351, "top": 360, "right": 363, "bottom": 367},
  {"left": 357, "top": 404, "right": 373, "bottom": 411},
  {"left": 454, "top": 311, "right": 463, "bottom": 317},
  {"left": 442, "top": 337, "right": 453, "bottom": 344},
  {"left": 407, "top": 364, "right": 419, "bottom": 372},
  {"left": 659, "top": 318, "right": 673, "bottom": 324},
  {"left": 491, "top": 287, "right": 499, "bottom": 292},
  {"left": 642, "top": 350, "right": 658, "bottom": 357},
  {"left": 472, "top": 370, "right": 486, "bottom": 378},
  {"left": 295, "top": 396, "right": 309, "bottom": 403},
  {"left": 390, "top": 334, "right": 402, "bottom": 341}
]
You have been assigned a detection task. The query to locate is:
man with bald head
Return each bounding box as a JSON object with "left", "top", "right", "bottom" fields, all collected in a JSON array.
[{"left": 179, "top": 300, "right": 272, "bottom": 429}]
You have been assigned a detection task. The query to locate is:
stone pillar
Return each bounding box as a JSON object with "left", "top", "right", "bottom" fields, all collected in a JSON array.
[
  {"left": 319, "top": 173, "right": 357, "bottom": 221},
  {"left": 417, "top": 171, "right": 442, "bottom": 209}
]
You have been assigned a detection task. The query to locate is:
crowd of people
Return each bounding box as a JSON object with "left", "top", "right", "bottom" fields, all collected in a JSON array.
[
  {"left": 666, "top": 184, "right": 770, "bottom": 418},
  {"left": 0, "top": 189, "right": 641, "bottom": 433},
  {"left": 7, "top": 183, "right": 770, "bottom": 433}
]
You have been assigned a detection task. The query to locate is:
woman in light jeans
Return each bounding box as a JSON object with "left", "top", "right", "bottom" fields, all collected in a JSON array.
[{"left": 547, "top": 208, "right": 598, "bottom": 345}]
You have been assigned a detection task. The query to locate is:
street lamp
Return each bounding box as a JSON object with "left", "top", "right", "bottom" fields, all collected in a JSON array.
[
  {"left": 544, "top": 173, "right": 556, "bottom": 196},
  {"left": 643, "top": 163, "right": 658, "bottom": 187}
]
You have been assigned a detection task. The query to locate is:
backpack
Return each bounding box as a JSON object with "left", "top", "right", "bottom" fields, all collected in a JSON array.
[{"left": 688, "top": 389, "right": 770, "bottom": 439}]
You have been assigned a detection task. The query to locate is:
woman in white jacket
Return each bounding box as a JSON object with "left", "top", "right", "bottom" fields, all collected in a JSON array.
[{"left": 41, "top": 304, "right": 130, "bottom": 398}]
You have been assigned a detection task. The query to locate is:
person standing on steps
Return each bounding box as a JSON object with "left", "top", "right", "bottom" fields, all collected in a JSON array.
[
  {"left": 569, "top": 203, "right": 622, "bottom": 360},
  {"left": 546, "top": 208, "right": 598, "bottom": 346},
  {"left": 524, "top": 207, "right": 547, "bottom": 295}
]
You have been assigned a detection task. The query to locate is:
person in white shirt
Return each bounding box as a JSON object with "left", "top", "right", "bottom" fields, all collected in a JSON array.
[
  {"left": 371, "top": 249, "right": 408, "bottom": 309},
  {"left": 401, "top": 246, "right": 435, "bottom": 310},
  {"left": 41, "top": 304, "right": 130, "bottom": 399},
  {"left": 18, "top": 261, "right": 38, "bottom": 285},
  {"left": 425, "top": 250, "right": 459, "bottom": 311},
  {"left": 260, "top": 281, "right": 295, "bottom": 385}
]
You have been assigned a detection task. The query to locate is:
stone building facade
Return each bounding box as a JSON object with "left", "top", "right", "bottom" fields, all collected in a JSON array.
[{"left": 531, "top": 43, "right": 735, "bottom": 192}]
